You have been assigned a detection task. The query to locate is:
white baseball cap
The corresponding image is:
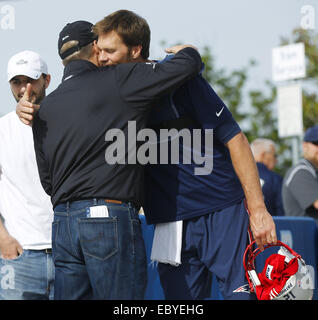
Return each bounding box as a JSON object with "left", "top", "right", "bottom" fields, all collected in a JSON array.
[{"left": 7, "top": 50, "right": 48, "bottom": 82}]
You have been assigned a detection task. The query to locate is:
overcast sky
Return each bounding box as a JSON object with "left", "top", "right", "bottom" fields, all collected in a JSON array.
[{"left": 0, "top": 0, "right": 316, "bottom": 116}]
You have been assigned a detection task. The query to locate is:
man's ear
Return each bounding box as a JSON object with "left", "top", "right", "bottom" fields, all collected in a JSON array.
[
  {"left": 131, "top": 45, "right": 142, "bottom": 60},
  {"left": 93, "top": 41, "right": 101, "bottom": 59},
  {"left": 259, "top": 151, "right": 267, "bottom": 163},
  {"left": 44, "top": 74, "right": 51, "bottom": 89},
  {"left": 93, "top": 40, "right": 99, "bottom": 53}
]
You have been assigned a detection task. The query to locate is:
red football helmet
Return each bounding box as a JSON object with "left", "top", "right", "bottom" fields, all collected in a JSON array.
[{"left": 243, "top": 240, "right": 313, "bottom": 300}]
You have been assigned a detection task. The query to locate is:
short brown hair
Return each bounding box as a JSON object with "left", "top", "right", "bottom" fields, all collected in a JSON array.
[{"left": 93, "top": 10, "right": 151, "bottom": 60}]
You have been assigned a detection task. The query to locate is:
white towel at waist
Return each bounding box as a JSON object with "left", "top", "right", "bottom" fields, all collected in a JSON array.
[{"left": 150, "top": 220, "right": 183, "bottom": 266}]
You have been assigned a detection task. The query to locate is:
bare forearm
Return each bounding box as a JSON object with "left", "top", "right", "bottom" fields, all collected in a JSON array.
[
  {"left": 226, "top": 132, "right": 265, "bottom": 212},
  {"left": 226, "top": 132, "right": 277, "bottom": 249},
  {"left": 0, "top": 219, "right": 10, "bottom": 242}
]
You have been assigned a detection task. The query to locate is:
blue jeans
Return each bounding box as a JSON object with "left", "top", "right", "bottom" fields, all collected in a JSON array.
[
  {"left": 0, "top": 249, "right": 54, "bottom": 300},
  {"left": 53, "top": 199, "right": 147, "bottom": 300}
]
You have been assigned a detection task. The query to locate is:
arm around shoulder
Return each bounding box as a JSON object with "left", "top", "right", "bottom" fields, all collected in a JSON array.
[{"left": 116, "top": 46, "right": 202, "bottom": 107}]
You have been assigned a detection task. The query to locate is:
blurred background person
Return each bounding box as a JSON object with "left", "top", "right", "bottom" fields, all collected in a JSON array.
[
  {"left": 251, "top": 138, "right": 285, "bottom": 216},
  {"left": 282, "top": 126, "right": 318, "bottom": 224}
]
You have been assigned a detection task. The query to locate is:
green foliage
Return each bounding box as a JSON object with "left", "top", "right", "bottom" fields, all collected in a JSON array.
[
  {"left": 201, "top": 45, "right": 251, "bottom": 124},
  {"left": 201, "top": 45, "right": 291, "bottom": 175},
  {"left": 202, "top": 28, "right": 318, "bottom": 175},
  {"left": 160, "top": 30, "right": 318, "bottom": 175}
]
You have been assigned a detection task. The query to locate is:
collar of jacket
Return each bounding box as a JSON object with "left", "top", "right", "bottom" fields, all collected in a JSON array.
[
  {"left": 62, "top": 59, "right": 98, "bottom": 82},
  {"left": 302, "top": 158, "right": 318, "bottom": 174}
]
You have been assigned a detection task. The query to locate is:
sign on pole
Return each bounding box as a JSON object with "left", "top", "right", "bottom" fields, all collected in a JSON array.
[
  {"left": 277, "top": 83, "right": 303, "bottom": 138},
  {"left": 272, "top": 43, "right": 306, "bottom": 82}
]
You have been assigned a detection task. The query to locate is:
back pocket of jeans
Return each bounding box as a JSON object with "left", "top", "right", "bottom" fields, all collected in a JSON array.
[{"left": 78, "top": 217, "right": 118, "bottom": 261}]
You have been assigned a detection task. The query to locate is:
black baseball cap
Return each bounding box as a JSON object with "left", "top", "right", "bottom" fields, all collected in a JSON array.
[{"left": 58, "top": 21, "right": 98, "bottom": 60}]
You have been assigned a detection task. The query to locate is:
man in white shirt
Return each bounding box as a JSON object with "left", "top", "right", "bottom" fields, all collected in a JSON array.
[{"left": 0, "top": 51, "right": 54, "bottom": 300}]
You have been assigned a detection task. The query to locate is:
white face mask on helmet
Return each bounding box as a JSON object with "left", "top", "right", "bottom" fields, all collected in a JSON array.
[{"left": 243, "top": 240, "right": 314, "bottom": 300}]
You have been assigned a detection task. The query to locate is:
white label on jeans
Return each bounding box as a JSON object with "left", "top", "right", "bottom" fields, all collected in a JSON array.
[{"left": 88, "top": 205, "right": 109, "bottom": 218}]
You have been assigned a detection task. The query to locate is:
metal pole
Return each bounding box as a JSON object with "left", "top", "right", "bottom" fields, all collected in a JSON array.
[{"left": 292, "top": 136, "right": 299, "bottom": 165}]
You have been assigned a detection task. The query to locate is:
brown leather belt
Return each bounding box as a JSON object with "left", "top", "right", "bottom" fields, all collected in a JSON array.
[{"left": 104, "top": 199, "right": 123, "bottom": 204}]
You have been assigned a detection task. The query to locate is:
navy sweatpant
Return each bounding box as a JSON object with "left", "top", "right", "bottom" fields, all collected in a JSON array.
[{"left": 158, "top": 199, "right": 256, "bottom": 300}]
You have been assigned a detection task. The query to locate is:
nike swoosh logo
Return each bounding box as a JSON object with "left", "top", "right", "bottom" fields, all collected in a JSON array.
[{"left": 216, "top": 107, "right": 224, "bottom": 117}]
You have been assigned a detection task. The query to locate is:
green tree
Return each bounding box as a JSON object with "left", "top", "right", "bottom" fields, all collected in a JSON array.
[
  {"left": 247, "top": 81, "right": 292, "bottom": 175},
  {"left": 247, "top": 28, "right": 318, "bottom": 174},
  {"left": 202, "top": 28, "right": 318, "bottom": 175},
  {"left": 201, "top": 45, "right": 253, "bottom": 124},
  {"left": 201, "top": 46, "right": 291, "bottom": 175},
  {"left": 160, "top": 28, "right": 318, "bottom": 175}
]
